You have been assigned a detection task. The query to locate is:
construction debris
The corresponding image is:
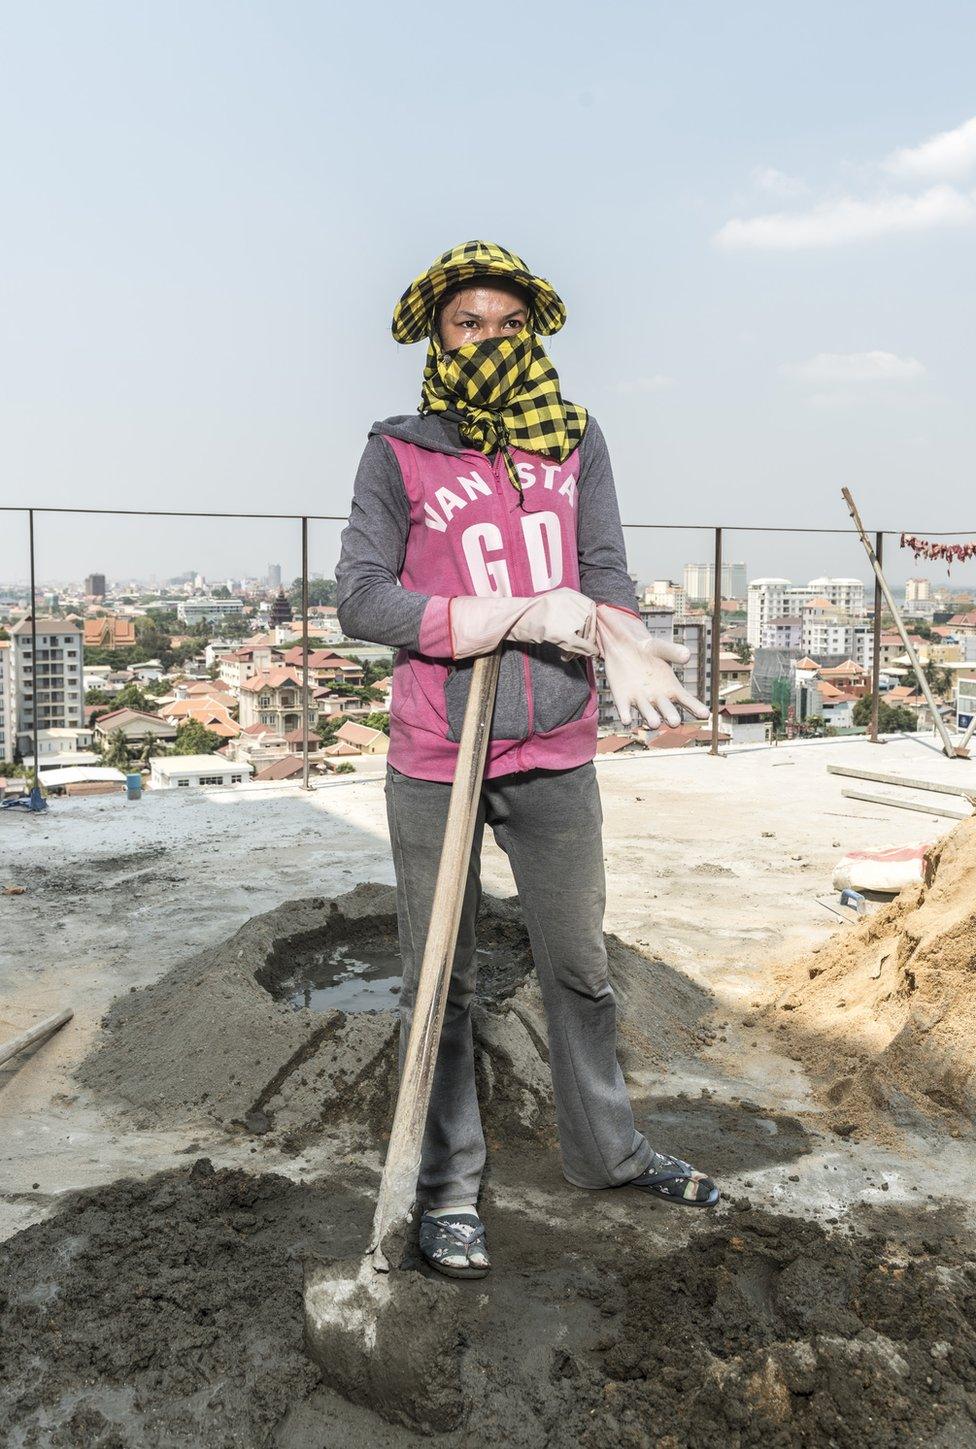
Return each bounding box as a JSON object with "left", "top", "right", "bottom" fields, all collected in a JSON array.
[{"left": 0, "top": 1008, "right": 73, "bottom": 1068}]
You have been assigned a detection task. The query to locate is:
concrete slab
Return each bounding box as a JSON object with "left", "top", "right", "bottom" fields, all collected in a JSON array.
[{"left": 1, "top": 735, "right": 974, "bottom": 1242}]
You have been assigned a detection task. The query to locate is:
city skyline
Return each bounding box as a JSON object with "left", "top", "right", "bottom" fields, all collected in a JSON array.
[{"left": 3, "top": 4, "right": 976, "bottom": 582}]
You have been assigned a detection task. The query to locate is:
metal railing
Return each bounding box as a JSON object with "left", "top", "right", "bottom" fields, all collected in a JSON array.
[{"left": 3, "top": 502, "right": 974, "bottom": 786}]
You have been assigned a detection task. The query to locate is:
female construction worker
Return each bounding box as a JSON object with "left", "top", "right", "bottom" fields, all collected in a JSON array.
[{"left": 336, "top": 241, "right": 720, "bottom": 1280}]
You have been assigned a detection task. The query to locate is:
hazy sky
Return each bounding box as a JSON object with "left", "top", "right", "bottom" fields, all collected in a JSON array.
[{"left": 2, "top": 1, "right": 975, "bottom": 591}]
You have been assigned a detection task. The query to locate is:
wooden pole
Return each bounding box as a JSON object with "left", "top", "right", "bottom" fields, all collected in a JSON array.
[
  {"left": 0, "top": 1008, "right": 73, "bottom": 1068},
  {"left": 710, "top": 527, "right": 722, "bottom": 756},
  {"left": 841, "top": 488, "right": 963, "bottom": 760},
  {"left": 368, "top": 650, "right": 501, "bottom": 1270},
  {"left": 869, "top": 531, "right": 883, "bottom": 744},
  {"left": 301, "top": 516, "right": 310, "bottom": 791}
]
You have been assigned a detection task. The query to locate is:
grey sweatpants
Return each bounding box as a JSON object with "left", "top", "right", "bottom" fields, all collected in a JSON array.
[{"left": 385, "top": 760, "right": 653, "bottom": 1207}]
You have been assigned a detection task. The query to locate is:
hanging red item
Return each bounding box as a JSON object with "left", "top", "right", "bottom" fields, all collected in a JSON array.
[{"left": 900, "top": 533, "right": 976, "bottom": 576}]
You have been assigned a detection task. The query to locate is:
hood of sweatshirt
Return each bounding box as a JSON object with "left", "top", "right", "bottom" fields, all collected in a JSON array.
[{"left": 369, "top": 412, "right": 469, "bottom": 457}]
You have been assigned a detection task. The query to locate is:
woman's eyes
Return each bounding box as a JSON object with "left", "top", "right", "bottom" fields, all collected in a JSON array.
[{"left": 460, "top": 317, "right": 524, "bottom": 329}]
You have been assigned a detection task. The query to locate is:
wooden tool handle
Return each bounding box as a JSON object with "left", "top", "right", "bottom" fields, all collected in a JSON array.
[{"left": 369, "top": 650, "right": 501, "bottom": 1269}]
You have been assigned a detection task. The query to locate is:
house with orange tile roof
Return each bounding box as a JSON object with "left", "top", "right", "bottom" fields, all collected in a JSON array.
[
  {"left": 278, "top": 646, "right": 364, "bottom": 689},
  {"left": 157, "top": 697, "right": 241, "bottom": 739},
  {"left": 238, "top": 668, "right": 313, "bottom": 735}
]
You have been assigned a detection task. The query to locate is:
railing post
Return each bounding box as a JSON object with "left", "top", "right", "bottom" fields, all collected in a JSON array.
[
  {"left": 709, "top": 526, "right": 722, "bottom": 755},
  {"left": 869, "top": 531, "right": 883, "bottom": 744},
  {"left": 301, "top": 516, "right": 310, "bottom": 790},
  {"left": 28, "top": 508, "right": 39, "bottom": 787}
]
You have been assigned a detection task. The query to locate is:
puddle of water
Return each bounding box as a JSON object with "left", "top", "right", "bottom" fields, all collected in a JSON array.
[
  {"left": 286, "top": 942, "right": 402, "bottom": 1014},
  {"left": 281, "top": 938, "right": 531, "bottom": 1014}
]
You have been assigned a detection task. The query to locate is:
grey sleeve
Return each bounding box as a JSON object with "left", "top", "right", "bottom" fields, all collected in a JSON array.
[
  {"left": 335, "top": 435, "right": 430, "bottom": 649},
  {"left": 575, "top": 416, "right": 639, "bottom": 611}
]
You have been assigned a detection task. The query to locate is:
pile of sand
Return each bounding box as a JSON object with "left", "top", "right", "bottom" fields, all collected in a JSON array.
[
  {"left": 766, "top": 815, "right": 976, "bottom": 1142},
  {"left": 78, "top": 882, "right": 712, "bottom": 1149}
]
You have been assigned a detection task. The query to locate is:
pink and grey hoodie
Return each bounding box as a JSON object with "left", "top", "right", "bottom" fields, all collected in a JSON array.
[{"left": 335, "top": 413, "right": 638, "bottom": 782}]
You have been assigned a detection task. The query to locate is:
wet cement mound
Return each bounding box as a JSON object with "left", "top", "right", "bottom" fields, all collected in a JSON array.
[
  {"left": 764, "top": 816, "right": 976, "bottom": 1143},
  {"left": 0, "top": 1161, "right": 358, "bottom": 1449},
  {"left": 78, "top": 882, "right": 711, "bottom": 1148},
  {"left": 567, "top": 1204, "right": 976, "bottom": 1449},
  {"left": 6, "top": 1163, "right": 975, "bottom": 1449}
]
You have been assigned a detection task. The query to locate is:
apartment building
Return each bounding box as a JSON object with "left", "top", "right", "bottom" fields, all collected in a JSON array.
[
  {"left": 807, "top": 577, "right": 865, "bottom": 616},
  {"left": 956, "top": 677, "right": 976, "bottom": 732},
  {"left": 219, "top": 642, "right": 279, "bottom": 694},
  {"left": 683, "top": 561, "right": 747, "bottom": 601},
  {"left": 748, "top": 577, "right": 866, "bottom": 649},
  {"left": 177, "top": 597, "right": 246, "bottom": 626},
  {"left": 747, "top": 580, "right": 795, "bottom": 649},
  {"left": 674, "top": 616, "right": 713, "bottom": 707},
  {"left": 905, "top": 578, "right": 931, "bottom": 603},
  {"left": 10, "top": 617, "right": 85, "bottom": 756},
  {"left": 642, "top": 579, "right": 687, "bottom": 616},
  {"left": 761, "top": 615, "right": 803, "bottom": 650},
  {"left": 0, "top": 641, "right": 12, "bottom": 762}
]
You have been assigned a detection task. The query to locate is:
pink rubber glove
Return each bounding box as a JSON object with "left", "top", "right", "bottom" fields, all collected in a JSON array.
[
  {"left": 596, "top": 605, "right": 710, "bottom": 730},
  {"left": 450, "top": 588, "right": 598, "bottom": 659}
]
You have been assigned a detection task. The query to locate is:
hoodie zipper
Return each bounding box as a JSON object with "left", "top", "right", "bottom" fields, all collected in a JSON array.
[{"left": 490, "top": 449, "right": 533, "bottom": 757}]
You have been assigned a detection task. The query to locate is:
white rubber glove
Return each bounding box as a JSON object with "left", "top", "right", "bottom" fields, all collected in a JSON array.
[
  {"left": 450, "top": 588, "right": 598, "bottom": 659},
  {"left": 596, "top": 604, "right": 710, "bottom": 730}
]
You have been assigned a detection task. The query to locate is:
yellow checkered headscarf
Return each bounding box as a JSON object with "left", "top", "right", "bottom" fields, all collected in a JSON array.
[{"left": 393, "top": 241, "right": 587, "bottom": 497}]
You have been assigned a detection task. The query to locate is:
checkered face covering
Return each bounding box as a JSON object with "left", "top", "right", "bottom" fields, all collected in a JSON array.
[{"left": 421, "top": 325, "right": 587, "bottom": 495}]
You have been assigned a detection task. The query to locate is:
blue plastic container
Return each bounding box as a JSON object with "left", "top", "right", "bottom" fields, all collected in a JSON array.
[{"left": 126, "top": 772, "right": 142, "bottom": 801}]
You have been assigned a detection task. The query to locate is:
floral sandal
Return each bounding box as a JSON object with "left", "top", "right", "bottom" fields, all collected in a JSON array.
[
  {"left": 419, "top": 1211, "right": 491, "bottom": 1279},
  {"left": 627, "top": 1150, "right": 720, "bottom": 1209}
]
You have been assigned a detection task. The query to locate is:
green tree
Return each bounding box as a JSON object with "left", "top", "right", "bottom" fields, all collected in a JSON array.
[
  {"left": 853, "top": 694, "right": 919, "bottom": 733},
  {"left": 85, "top": 687, "right": 112, "bottom": 705},
  {"left": 113, "top": 681, "right": 158, "bottom": 714},
  {"left": 361, "top": 711, "right": 390, "bottom": 733},
  {"left": 171, "top": 719, "right": 222, "bottom": 755},
  {"left": 350, "top": 655, "right": 392, "bottom": 688},
  {"left": 922, "top": 661, "right": 952, "bottom": 699},
  {"left": 733, "top": 640, "right": 753, "bottom": 665},
  {"left": 101, "top": 728, "right": 132, "bottom": 770},
  {"left": 289, "top": 577, "right": 337, "bottom": 609},
  {"left": 138, "top": 732, "right": 166, "bottom": 766},
  {"left": 316, "top": 715, "right": 346, "bottom": 745},
  {"left": 332, "top": 761, "right": 355, "bottom": 774}
]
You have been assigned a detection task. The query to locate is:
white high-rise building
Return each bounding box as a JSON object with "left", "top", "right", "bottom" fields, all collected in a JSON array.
[
  {"left": 807, "top": 577, "right": 866, "bottom": 617},
  {"left": 268, "top": 563, "right": 282, "bottom": 590},
  {"left": 905, "top": 577, "right": 931, "bottom": 603},
  {"left": 747, "top": 579, "right": 791, "bottom": 649},
  {"left": 748, "top": 577, "right": 867, "bottom": 649},
  {"left": 684, "top": 562, "right": 747, "bottom": 601}
]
